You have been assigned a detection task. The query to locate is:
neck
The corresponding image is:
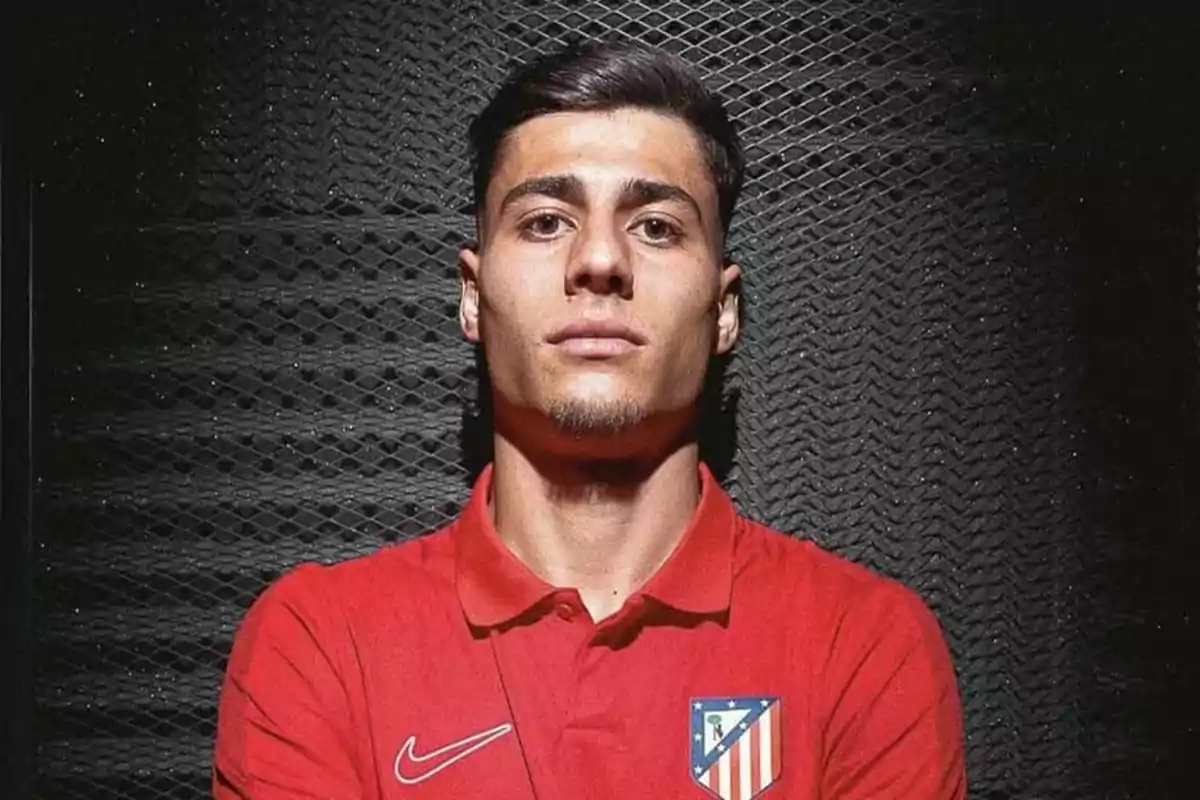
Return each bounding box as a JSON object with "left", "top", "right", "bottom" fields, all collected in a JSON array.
[{"left": 489, "top": 434, "right": 702, "bottom": 621}]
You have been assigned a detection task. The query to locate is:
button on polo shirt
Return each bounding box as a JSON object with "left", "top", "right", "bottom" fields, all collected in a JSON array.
[
  {"left": 452, "top": 463, "right": 738, "bottom": 799},
  {"left": 454, "top": 463, "right": 736, "bottom": 627},
  {"left": 214, "top": 464, "right": 966, "bottom": 799}
]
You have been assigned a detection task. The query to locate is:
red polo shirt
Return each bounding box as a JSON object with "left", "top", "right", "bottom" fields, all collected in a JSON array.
[{"left": 214, "top": 465, "right": 965, "bottom": 799}]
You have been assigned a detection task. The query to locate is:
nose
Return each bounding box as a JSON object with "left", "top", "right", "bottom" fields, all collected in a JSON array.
[{"left": 564, "top": 218, "right": 634, "bottom": 299}]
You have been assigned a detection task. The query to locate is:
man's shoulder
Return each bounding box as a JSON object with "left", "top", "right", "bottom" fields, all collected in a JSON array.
[
  {"left": 738, "top": 516, "right": 939, "bottom": 623},
  {"left": 252, "top": 522, "right": 459, "bottom": 618}
]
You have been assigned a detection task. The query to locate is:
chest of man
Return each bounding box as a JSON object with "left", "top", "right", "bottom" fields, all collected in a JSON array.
[{"left": 346, "top": 587, "right": 823, "bottom": 800}]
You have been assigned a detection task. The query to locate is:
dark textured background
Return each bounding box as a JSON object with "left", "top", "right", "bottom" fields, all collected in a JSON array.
[{"left": 4, "top": 2, "right": 1196, "bottom": 798}]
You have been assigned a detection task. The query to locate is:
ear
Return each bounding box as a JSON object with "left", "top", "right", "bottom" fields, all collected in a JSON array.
[
  {"left": 459, "top": 245, "right": 482, "bottom": 344},
  {"left": 714, "top": 262, "right": 741, "bottom": 355}
]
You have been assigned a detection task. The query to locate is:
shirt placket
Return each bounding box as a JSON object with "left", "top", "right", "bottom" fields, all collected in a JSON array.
[
  {"left": 550, "top": 595, "right": 653, "bottom": 800},
  {"left": 491, "top": 590, "right": 595, "bottom": 800}
]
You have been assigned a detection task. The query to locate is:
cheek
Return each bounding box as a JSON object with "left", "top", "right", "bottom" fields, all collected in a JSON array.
[
  {"left": 480, "top": 265, "right": 540, "bottom": 333},
  {"left": 645, "top": 272, "right": 718, "bottom": 339},
  {"left": 480, "top": 244, "right": 564, "bottom": 314},
  {"left": 477, "top": 261, "right": 561, "bottom": 379},
  {"left": 644, "top": 292, "right": 718, "bottom": 388}
]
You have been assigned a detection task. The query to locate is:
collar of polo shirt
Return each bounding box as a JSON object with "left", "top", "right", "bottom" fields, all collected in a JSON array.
[{"left": 453, "top": 463, "right": 738, "bottom": 628}]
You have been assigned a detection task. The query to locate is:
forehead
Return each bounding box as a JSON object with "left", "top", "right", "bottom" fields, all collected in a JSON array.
[{"left": 488, "top": 108, "right": 715, "bottom": 208}]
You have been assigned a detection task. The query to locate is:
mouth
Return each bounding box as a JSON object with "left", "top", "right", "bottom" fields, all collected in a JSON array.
[{"left": 546, "top": 320, "right": 647, "bottom": 358}]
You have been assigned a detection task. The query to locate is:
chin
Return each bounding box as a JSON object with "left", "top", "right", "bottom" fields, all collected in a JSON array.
[{"left": 544, "top": 395, "right": 648, "bottom": 437}]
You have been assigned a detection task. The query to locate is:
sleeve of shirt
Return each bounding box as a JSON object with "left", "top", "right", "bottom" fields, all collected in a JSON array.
[
  {"left": 819, "top": 581, "right": 966, "bottom": 799},
  {"left": 212, "top": 565, "right": 364, "bottom": 799}
]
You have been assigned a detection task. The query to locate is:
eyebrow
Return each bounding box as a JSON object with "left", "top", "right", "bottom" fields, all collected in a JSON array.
[
  {"left": 617, "top": 178, "right": 703, "bottom": 222},
  {"left": 499, "top": 174, "right": 587, "bottom": 215},
  {"left": 497, "top": 174, "right": 704, "bottom": 223}
]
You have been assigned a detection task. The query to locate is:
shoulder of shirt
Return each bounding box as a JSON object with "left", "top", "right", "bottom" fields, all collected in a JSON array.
[
  {"left": 250, "top": 521, "right": 460, "bottom": 618},
  {"left": 736, "top": 515, "right": 942, "bottom": 629}
]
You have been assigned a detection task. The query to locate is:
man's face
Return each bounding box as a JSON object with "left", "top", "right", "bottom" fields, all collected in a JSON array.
[{"left": 459, "top": 108, "right": 740, "bottom": 444}]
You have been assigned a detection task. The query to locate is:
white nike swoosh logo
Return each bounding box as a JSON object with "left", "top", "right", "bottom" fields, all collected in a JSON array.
[{"left": 393, "top": 722, "right": 513, "bottom": 785}]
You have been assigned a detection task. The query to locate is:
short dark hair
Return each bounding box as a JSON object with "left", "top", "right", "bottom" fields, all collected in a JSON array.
[{"left": 468, "top": 40, "right": 745, "bottom": 236}]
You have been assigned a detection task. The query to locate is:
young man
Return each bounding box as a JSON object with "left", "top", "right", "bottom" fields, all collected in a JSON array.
[{"left": 213, "top": 41, "right": 966, "bottom": 799}]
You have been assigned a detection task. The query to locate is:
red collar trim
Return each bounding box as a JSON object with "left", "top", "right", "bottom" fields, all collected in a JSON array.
[{"left": 453, "top": 463, "right": 737, "bottom": 628}]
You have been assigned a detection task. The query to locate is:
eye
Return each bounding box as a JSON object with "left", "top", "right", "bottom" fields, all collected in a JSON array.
[
  {"left": 520, "top": 212, "right": 571, "bottom": 240},
  {"left": 632, "top": 217, "right": 682, "bottom": 245}
]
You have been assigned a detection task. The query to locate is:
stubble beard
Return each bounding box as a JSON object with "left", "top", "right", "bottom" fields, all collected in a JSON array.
[{"left": 545, "top": 396, "right": 648, "bottom": 437}]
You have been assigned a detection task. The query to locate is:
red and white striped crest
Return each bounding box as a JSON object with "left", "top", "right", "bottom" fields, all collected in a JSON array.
[{"left": 690, "top": 696, "right": 781, "bottom": 800}]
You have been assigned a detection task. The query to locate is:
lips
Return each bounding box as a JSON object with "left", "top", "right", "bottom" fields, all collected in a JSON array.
[
  {"left": 545, "top": 320, "right": 647, "bottom": 346},
  {"left": 545, "top": 320, "right": 647, "bottom": 358}
]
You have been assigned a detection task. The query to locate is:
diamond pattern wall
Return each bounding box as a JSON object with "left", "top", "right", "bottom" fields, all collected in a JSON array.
[{"left": 20, "top": 2, "right": 1195, "bottom": 799}]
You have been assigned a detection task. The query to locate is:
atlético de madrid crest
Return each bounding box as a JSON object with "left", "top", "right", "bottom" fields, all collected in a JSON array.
[{"left": 690, "top": 696, "right": 781, "bottom": 800}]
